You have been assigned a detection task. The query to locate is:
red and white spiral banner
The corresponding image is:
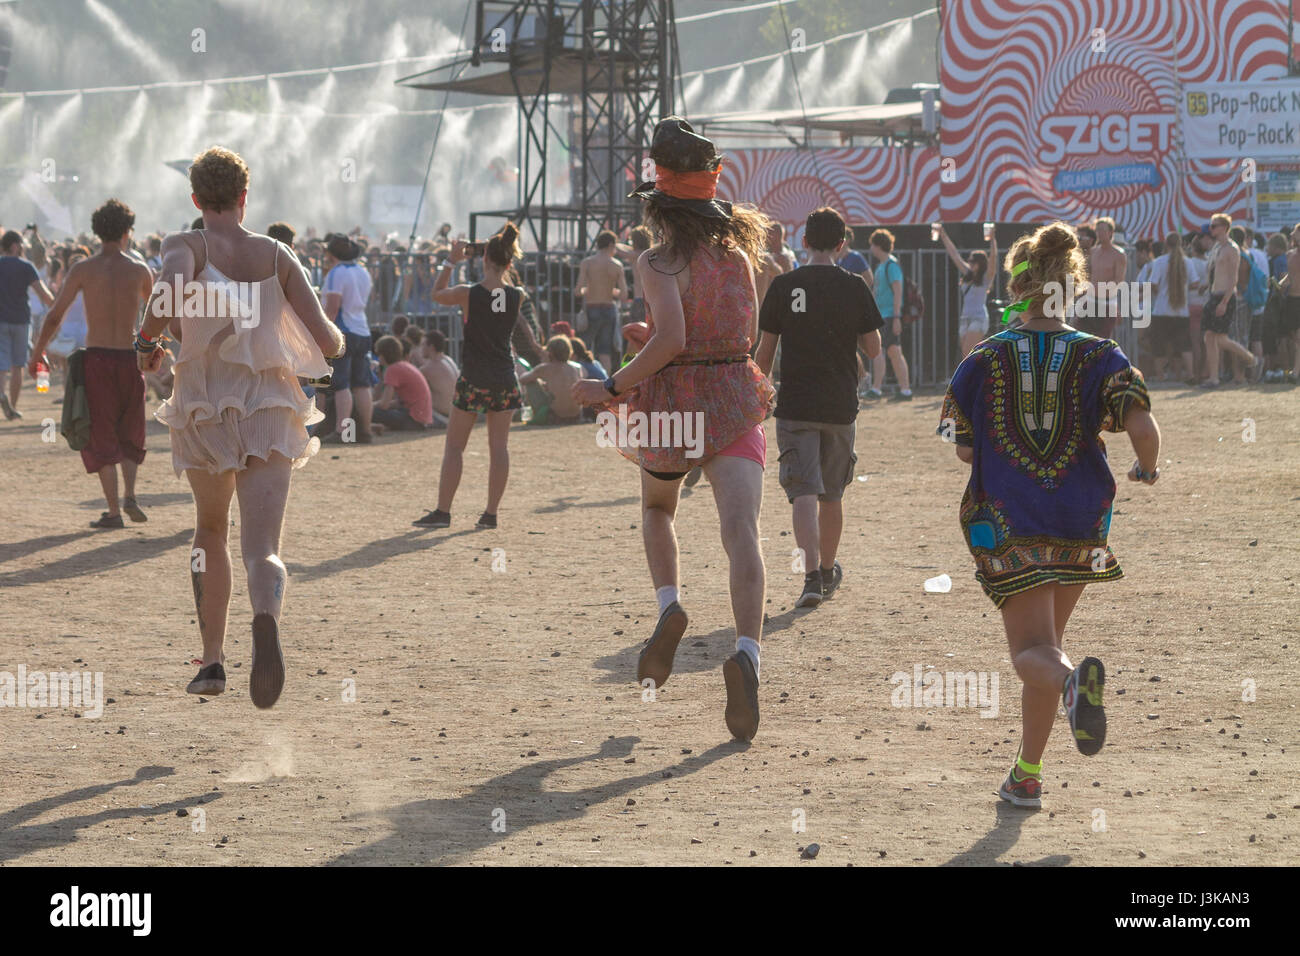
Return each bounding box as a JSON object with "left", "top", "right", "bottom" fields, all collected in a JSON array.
[
  {"left": 941, "top": 0, "right": 1292, "bottom": 235},
  {"left": 717, "top": 147, "right": 940, "bottom": 245}
]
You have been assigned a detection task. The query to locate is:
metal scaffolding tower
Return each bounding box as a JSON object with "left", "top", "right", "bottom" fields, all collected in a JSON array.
[{"left": 399, "top": 0, "right": 678, "bottom": 253}]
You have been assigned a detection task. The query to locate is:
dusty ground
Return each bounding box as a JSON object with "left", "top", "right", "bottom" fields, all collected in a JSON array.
[{"left": 1, "top": 375, "right": 1297, "bottom": 867}]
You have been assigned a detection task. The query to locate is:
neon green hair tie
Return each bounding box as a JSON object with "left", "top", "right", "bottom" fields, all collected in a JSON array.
[{"left": 1001, "top": 259, "right": 1031, "bottom": 325}]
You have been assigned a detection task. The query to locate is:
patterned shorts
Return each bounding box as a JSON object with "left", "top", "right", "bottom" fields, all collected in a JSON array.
[{"left": 454, "top": 376, "right": 522, "bottom": 413}]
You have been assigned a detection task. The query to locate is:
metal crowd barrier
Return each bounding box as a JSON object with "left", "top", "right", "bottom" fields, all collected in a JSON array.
[{"left": 302, "top": 244, "right": 1170, "bottom": 388}]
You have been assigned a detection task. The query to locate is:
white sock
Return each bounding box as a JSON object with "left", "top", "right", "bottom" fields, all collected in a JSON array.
[
  {"left": 656, "top": 585, "right": 679, "bottom": 615},
  {"left": 736, "top": 636, "right": 760, "bottom": 677}
]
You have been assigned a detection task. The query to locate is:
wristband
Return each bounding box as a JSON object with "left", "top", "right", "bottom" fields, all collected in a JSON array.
[
  {"left": 1134, "top": 462, "right": 1158, "bottom": 482},
  {"left": 134, "top": 332, "right": 159, "bottom": 354},
  {"left": 603, "top": 375, "right": 619, "bottom": 397}
]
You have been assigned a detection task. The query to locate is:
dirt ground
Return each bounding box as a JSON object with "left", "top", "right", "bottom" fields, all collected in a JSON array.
[{"left": 1, "top": 374, "right": 1297, "bottom": 867}]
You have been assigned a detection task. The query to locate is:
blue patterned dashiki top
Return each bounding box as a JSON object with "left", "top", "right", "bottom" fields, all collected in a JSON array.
[{"left": 938, "top": 328, "right": 1150, "bottom": 608}]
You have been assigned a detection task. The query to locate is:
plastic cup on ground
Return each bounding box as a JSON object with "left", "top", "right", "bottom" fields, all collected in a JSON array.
[{"left": 924, "top": 573, "right": 952, "bottom": 593}]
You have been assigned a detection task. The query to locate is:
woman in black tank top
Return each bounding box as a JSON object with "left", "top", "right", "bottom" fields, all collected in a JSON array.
[{"left": 412, "top": 223, "right": 531, "bottom": 530}]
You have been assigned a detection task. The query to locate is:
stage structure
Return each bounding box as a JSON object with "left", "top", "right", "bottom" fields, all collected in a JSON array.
[{"left": 399, "top": 0, "right": 678, "bottom": 252}]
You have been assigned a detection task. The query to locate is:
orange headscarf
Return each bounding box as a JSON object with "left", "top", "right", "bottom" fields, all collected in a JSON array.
[{"left": 655, "top": 163, "right": 723, "bottom": 200}]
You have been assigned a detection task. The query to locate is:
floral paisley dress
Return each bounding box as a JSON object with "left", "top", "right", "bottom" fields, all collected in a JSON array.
[{"left": 610, "top": 245, "right": 774, "bottom": 473}]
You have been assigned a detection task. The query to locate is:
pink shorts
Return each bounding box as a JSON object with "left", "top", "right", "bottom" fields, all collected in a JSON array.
[
  {"left": 643, "top": 423, "right": 767, "bottom": 481},
  {"left": 716, "top": 422, "right": 767, "bottom": 468}
]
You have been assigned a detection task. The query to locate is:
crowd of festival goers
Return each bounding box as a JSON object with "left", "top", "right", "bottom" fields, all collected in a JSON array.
[{"left": 2, "top": 208, "right": 1297, "bottom": 431}]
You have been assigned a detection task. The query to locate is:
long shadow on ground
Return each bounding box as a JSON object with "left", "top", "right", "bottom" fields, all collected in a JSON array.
[
  {"left": 0, "top": 529, "right": 191, "bottom": 588},
  {"left": 0, "top": 765, "right": 223, "bottom": 864},
  {"left": 941, "top": 800, "right": 1072, "bottom": 866},
  {"left": 533, "top": 494, "right": 640, "bottom": 514},
  {"left": 327, "top": 736, "right": 741, "bottom": 865},
  {"left": 286, "top": 528, "right": 479, "bottom": 582},
  {"left": 0, "top": 530, "right": 97, "bottom": 566}
]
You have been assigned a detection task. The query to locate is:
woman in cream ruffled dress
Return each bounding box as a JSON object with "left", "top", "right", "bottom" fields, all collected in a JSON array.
[{"left": 138, "top": 147, "right": 345, "bottom": 708}]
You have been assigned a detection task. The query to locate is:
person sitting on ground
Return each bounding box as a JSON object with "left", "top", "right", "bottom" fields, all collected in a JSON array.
[
  {"left": 403, "top": 323, "right": 424, "bottom": 357},
  {"left": 370, "top": 334, "right": 435, "bottom": 433},
  {"left": 512, "top": 291, "right": 546, "bottom": 367},
  {"left": 390, "top": 313, "right": 410, "bottom": 339},
  {"left": 569, "top": 336, "right": 608, "bottom": 381},
  {"left": 415, "top": 328, "right": 456, "bottom": 425},
  {"left": 518, "top": 334, "right": 584, "bottom": 425},
  {"left": 568, "top": 336, "right": 607, "bottom": 423}
]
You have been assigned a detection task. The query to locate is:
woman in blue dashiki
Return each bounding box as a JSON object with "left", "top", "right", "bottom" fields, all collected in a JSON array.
[{"left": 938, "top": 222, "right": 1163, "bottom": 809}]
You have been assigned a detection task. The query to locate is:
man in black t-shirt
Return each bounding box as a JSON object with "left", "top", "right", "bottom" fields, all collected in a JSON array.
[{"left": 754, "top": 207, "right": 883, "bottom": 609}]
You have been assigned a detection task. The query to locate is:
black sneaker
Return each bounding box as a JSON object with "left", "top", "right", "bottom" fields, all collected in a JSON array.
[
  {"left": 795, "top": 570, "right": 823, "bottom": 608},
  {"left": 90, "top": 512, "right": 124, "bottom": 529},
  {"left": 1063, "top": 656, "right": 1106, "bottom": 756},
  {"left": 476, "top": 512, "right": 497, "bottom": 529},
  {"left": 186, "top": 662, "right": 226, "bottom": 696},
  {"left": 889, "top": 390, "right": 914, "bottom": 402},
  {"left": 820, "top": 561, "right": 843, "bottom": 599},
  {"left": 413, "top": 509, "right": 450, "bottom": 528},
  {"left": 862, "top": 389, "right": 883, "bottom": 402}
]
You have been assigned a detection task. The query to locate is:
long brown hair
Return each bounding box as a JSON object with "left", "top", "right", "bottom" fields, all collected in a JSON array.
[
  {"left": 640, "top": 200, "right": 770, "bottom": 273},
  {"left": 486, "top": 221, "right": 521, "bottom": 270},
  {"left": 1164, "top": 232, "right": 1186, "bottom": 311},
  {"left": 485, "top": 221, "right": 522, "bottom": 286}
]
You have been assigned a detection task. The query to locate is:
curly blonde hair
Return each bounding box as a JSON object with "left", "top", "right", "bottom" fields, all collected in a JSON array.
[
  {"left": 1003, "top": 221, "right": 1088, "bottom": 317},
  {"left": 189, "top": 146, "right": 249, "bottom": 212}
]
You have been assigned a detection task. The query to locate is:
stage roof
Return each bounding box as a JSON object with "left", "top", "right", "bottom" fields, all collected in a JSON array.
[
  {"left": 397, "top": 49, "right": 642, "bottom": 98},
  {"left": 689, "top": 102, "right": 931, "bottom": 140}
]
